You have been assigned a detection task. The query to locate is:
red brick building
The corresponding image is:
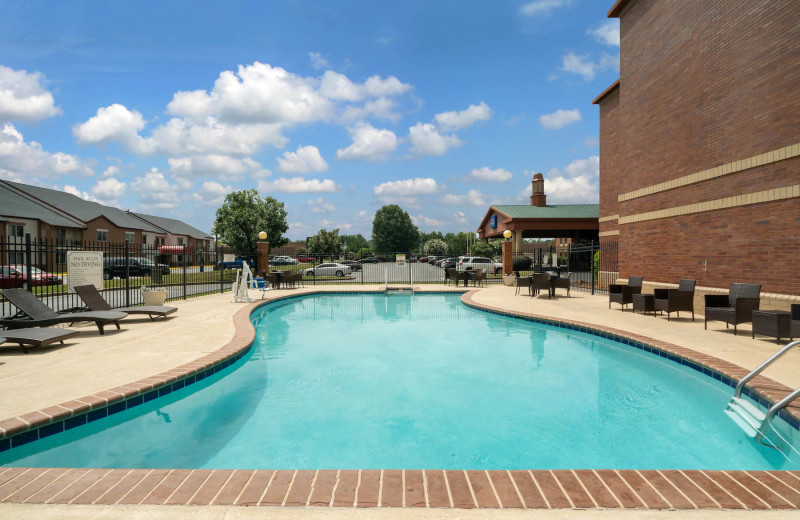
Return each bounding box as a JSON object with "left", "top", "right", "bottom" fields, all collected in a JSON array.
[{"left": 594, "top": 0, "right": 800, "bottom": 298}]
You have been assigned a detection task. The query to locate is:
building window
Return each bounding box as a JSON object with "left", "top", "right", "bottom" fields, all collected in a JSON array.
[
  {"left": 97, "top": 229, "right": 108, "bottom": 242},
  {"left": 142, "top": 234, "right": 148, "bottom": 245},
  {"left": 7, "top": 224, "right": 24, "bottom": 264},
  {"left": 177, "top": 237, "right": 185, "bottom": 246},
  {"left": 125, "top": 232, "right": 135, "bottom": 243},
  {"left": 156, "top": 236, "right": 166, "bottom": 246}
]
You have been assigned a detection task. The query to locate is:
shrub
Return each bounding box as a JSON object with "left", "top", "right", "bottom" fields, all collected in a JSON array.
[{"left": 513, "top": 256, "right": 532, "bottom": 272}]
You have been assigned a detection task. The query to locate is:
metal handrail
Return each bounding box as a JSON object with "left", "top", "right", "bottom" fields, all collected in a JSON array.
[
  {"left": 757, "top": 386, "right": 800, "bottom": 444},
  {"left": 733, "top": 340, "right": 800, "bottom": 398}
]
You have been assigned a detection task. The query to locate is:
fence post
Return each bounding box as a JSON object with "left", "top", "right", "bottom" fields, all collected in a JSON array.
[
  {"left": 124, "top": 241, "right": 130, "bottom": 307},
  {"left": 218, "top": 243, "right": 223, "bottom": 294},
  {"left": 183, "top": 245, "right": 187, "bottom": 300},
  {"left": 24, "top": 234, "right": 32, "bottom": 292},
  {"left": 591, "top": 240, "right": 595, "bottom": 296}
]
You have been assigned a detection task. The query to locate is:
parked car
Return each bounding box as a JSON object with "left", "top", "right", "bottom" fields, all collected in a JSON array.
[
  {"left": 104, "top": 257, "right": 170, "bottom": 280},
  {"left": 440, "top": 257, "right": 458, "bottom": 269},
  {"left": 0, "top": 265, "right": 62, "bottom": 288},
  {"left": 296, "top": 256, "right": 315, "bottom": 263},
  {"left": 216, "top": 257, "right": 255, "bottom": 270},
  {"left": 360, "top": 257, "right": 379, "bottom": 263},
  {"left": 418, "top": 256, "right": 429, "bottom": 263},
  {"left": 302, "top": 263, "right": 352, "bottom": 277},
  {"left": 269, "top": 256, "right": 298, "bottom": 266},
  {"left": 456, "top": 256, "right": 502, "bottom": 274},
  {"left": 427, "top": 256, "right": 444, "bottom": 265},
  {"left": 340, "top": 260, "right": 362, "bottom": 271}
]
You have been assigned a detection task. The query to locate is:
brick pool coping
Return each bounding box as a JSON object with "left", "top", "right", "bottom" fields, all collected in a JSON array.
[{"left": 0, "top": 288, "right": 798, "bottom": 510}]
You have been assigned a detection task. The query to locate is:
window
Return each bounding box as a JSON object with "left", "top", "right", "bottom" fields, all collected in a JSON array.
[
  {"left": 177, "top": 237, "right": 185, "bottom": 246},
  {"left": 7, "top": 224, "right": 25, "bottom": 263},
  {"left": 7, "top": 224, "right": 24, "bottom": 239},
  {"left": 125, "top": 232, "right": 135, "bottom": 243},
  {"left": 142, "top": 234, "right": 148, "bottom": 245},
  {"left": 156, "top": 236, "right": 166, "bottom": 246},
  {"left": 97, "top": 229, "right": 108, "bottom": 242}
]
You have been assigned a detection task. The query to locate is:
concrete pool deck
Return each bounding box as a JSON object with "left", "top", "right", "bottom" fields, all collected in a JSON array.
[{"left": 0, "top": 284, "right": 799, "bottom": 516}]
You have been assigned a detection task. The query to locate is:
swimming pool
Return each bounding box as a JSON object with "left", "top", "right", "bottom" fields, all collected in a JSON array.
[{"left": 1, "top": 293, "right": 798, "bottom": 470}]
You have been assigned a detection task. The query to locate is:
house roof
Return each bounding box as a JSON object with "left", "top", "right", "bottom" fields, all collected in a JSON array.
[
  {"left": 0, "top": 183, "right": 85, "bottom": 229},
  {"left": 592, "top": 79, "right": 620, "bottom": 105},
  {"left": 130, "top": 212, "right": 212, "bottom": 240},
  {"left": 608, "top": 0, "right": 635, "bottom": 17},
  {"left": 492, "top": 204, "right": 600, "bottom": 219},
  {"left": 3, "top": 181, "right": 163, "bottom": 233}
]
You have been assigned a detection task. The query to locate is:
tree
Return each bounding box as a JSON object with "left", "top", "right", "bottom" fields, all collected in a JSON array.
[
  {"left": 340, "top": 233, "right": 370, "bottom": 254},
  {"left": 423, "top": 239, "right": 448, "bottom": 256},
  {"left": 470, "top": 241, "right": 495, "bottom": 257},
  {"left": 307, "top": 228, "right": 342, "bottom": 257},
  {"left": 419, "top": 231, "right": 444, "bottom": 249},
  {"left": 213, "top": 190, "right": 288, "bottom": 253},
  {"left": 371, "top": 205, "right": 419, "bottom": 252}
]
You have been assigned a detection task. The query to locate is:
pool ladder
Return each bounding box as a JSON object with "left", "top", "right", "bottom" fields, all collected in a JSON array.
[{"left": 724, "top": 340, "right": 800, "bottom": 447}]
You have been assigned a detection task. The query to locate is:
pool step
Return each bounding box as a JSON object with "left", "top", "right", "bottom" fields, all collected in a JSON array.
[{"left": 724, "top": 397, "right": 766, "bottom": 438}]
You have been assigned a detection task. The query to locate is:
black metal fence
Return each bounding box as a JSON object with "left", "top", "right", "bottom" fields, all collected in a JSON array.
[
  {"left": 1, "top": 235, "right": 240, "bottom": 316},
  {"left": 510, "top": 240, "right": 619, "bottom": 295},
  {"left": 264, "top": 248, "right": 504, "bottom": 286}
]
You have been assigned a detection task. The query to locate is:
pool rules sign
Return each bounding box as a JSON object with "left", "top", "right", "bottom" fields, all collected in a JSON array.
[{"left": 67, "top": 251, "right": 104, "bottom": 291}]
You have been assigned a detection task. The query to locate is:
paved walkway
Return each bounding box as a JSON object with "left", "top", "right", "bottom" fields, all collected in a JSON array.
[{"left": 0, "top": 284, "right": 798, "bottom": 517}]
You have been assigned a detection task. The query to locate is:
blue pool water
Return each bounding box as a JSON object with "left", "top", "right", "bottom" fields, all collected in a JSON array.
[{"left": 1, "top": 293, "right": 797, "bottom": 470}]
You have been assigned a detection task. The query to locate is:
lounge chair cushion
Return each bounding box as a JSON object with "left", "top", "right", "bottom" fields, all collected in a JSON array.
[{"left": 0, "top": 328, "right": 80, "bottom": 353}]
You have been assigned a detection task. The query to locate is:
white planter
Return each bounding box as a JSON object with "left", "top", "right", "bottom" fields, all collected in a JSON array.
[
  {"left": 502, "top": 274, "right": 516, "bottom": 286},
  {"left": 142, "top": 290, "right": 167, "bottom": 306}
]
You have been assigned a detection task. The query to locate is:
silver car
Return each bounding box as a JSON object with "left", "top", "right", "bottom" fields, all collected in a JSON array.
[{"left": 302, "top": 262, "right": 352, "bottom": 277}]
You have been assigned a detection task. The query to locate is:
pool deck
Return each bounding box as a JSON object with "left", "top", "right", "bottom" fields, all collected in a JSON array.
[{"left": 1, "top": 284, "right": 799, "bottom": 517}]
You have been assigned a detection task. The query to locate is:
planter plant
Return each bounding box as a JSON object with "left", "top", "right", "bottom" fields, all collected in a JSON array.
[{"left": 141, "top": 285, "right": 167, "bottom": 306}]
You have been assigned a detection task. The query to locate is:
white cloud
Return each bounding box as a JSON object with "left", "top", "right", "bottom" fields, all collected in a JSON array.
[
  {"left": 320, "top": 219, "right": 352, "bottom": 231},
  {"left": 168, "top": 154, "right": 264, "bottom": 179},
  {"left": 560, "top": 52, "right": 619, "bottom": 81},
  {"left": 518, "top": 156, "right": 599, "bottom": 204},
  {"left": 63, "top": 185, "right": 99, "bottom": 202},
  {"left": 130, "top": 169, "right": 181, "bottom": 209},
  {"left": 0, "top": 66, "right": 62, "bottom": 122},
  {"left": 408, "top": 123, "right": 462, "bottom": 156},
  {"left": 373, "top": 177, "right": 439, "bottom": 198},
  {"left": 0, "top": 123, "right": 93, "bottom": 179},
  {"left": 467, "top": 167, "right": 513, "bottom": 182},
  {"left": 434, "top": 102, "right": 492, "bottom": 132},
  {"left": 590, "top": 20, "right": 620, "bottom": 47},
  {"left": 102, "top": 165, "right": 121, "bottom": 178},
  {"left": 520, "top": 0, "right": 570, "bottom": 16},
  {"left": 336, "top": 122, "right": 397, "bottom": 161},
  {"left": 149, "top": 117, "right": 287, "bottom": 156},
  {"left": 276, "top": 145, "right": 328, "bottom": 174},
  {"left": 441, "top": 189, "right": 487, "bottom": 207},
  {"left": 308, "top": 197, "right": 337, "bottom": 213},
  {"left": 453, "top": 211, "right": 467, "bottom": 224},
  {"left": 583, "top": 136, "right": 599, "bottom": 147},
  {"left": 308, "top": 52, "right": 330, "bottom": 70},
  {"left": 538, "top": 108, "right": 582, "bottom": 130},
  {"left": 340, "top": 97, "right": 400, "bottom": 123},
  {"left": 412, "top": 214, "right": 445, "bottom": 227},
  {"left": 258, "top": 177, "right": 339, "bottom": 193},
  {"left": 73, "top": 104, "right": 148, "bottom": 151},
  {"left": 91, "top": 177, "right": 126, "bottom": 201},
  {"left": 189, "top": 181, "right": 235, "bottom": 206}
]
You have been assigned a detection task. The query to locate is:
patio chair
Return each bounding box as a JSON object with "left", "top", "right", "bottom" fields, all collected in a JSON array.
[
  {"left": 609, "top": 276, "right": 643, "bottom": 311},
  {"left": 266, "top": 273, "right": 280, "bottom": 289},
  {"left": 74, "top": 285, "right": 177, "bottom": 321},
  {"left": 283, "top": 271, "right": 303, "bottom": 288},
  {"left": 553, "top": 272, "right": 571, "bottom": 297},
  {"left": 792, "top": 304, "right": 800, "bottom": 339},
  {"left": 654, "top": 279, "right": 696, "bottom": 321},
  {"left": 704, "top": 283, "right": 761, "bottom": 335},
  {"left": 531, "top": 273, "right": 552, "bottom": 299},
  {"left": 473, "top": 269, "right": 487, "bottom": 287},
  {"left": 0, "top": 328, "right": 80, "bottom": 354},
  {"left": 514, "top": 271, "right": 531, "bottom": 296},
  {"left": 0, "top": 289, "right": 127, "bottom": 335},
  {"left": 445, "top": 268, "right": 457, "bottom": 286}
]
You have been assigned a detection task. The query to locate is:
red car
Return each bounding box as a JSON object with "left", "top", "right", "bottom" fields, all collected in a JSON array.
[
  {"left": 0, "top": 266, "right": 63, "bottom": 288},
  {"left": 296, "top": 256, "right": 315, "bottom": 263}
]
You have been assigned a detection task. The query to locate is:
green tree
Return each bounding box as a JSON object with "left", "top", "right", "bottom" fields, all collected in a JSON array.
[
  {"left": 341, "top": 233, "right": 370, "bottom": 254},
  {"left": 423, "top": 238, "right": 448, "bottom": 256},
  {"left": 307, "top": 228, "right": 342, "bottom": 257},
  {"left": 213, "top": 190, "right": 288, "bottom": 253},
  {"left": 419, "top": 231, "right": 444, "bottom": 249},
  {"left": 469, "top": 241, "right": 495, "bottom": 257},
  {"left": 371, "top": 205, "right": 419, "bottom": 252},
  {"left": 357, "top": 247, "right": 373, "bottom": 258}
]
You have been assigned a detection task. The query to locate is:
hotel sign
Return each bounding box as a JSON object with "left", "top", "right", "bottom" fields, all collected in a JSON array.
[
  {"left": 490, "top": 215, "right": 497, "bottom": 229},
  {"left": 67, "top": 251, "right": 104, "bottom": 291}
]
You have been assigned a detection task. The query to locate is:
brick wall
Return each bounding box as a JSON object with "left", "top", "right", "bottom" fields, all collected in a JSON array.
[{"left": 598, "top": 0, "right": 800, "bottom": 296}]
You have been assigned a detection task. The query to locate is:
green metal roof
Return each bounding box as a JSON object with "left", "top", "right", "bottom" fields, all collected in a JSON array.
[{"left": 493, "top": 204, "right": 599, "bottom": 219}]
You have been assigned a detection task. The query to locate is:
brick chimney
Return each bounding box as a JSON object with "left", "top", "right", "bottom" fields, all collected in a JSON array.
[{"left": 530, "top": 172, "right": 546, "bottom": 207}]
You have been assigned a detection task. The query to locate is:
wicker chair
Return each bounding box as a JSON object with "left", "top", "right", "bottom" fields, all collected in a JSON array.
[
  {"left": 473, "top": 269, "right": 487, "bottom": 287},
  {"left": 445, "top": 268, "right": 457, "bottom": 286},
  {"left": 608, "top": 276, "right": 643, "bottom": 310},
  {"left": 704, "top": 283, "right": 761, "bottom": 335},
  {"left": 514, "top": 271, "right": 531, "bottom": 296},
  {"left": 654, "top": 279, "right": 696, "bottom": 321},
  {"left": 553, "top": 272, "right": 571, "bottom": 297},
  {"left": 531, "top": 273, "right": 552, "bottom": 299},
  {"left": 792, "top": 304, "right": 800, "bottom": 339}
]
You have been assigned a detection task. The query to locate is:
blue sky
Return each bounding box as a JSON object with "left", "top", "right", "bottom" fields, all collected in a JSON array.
[{"left": 0, "top": 0, "right": 619, "bottom": 240}]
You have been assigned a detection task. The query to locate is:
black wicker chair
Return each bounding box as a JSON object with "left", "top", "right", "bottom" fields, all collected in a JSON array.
[
  {"left": 704, "top": 283, "right": 761, "bottom": 335},
  {"left": 609, "top": 276, "right": 643, "bottom": 311},
  {"left": 791, "top": 304, "right": 799, "bottom": 340},
  {"left": 514, "top": 271, "right": 531, "bottom": 296},
  {"left": 654, "top": 279, "right": 696, "bottom": 321},
  {"left": 553, "top": 272, "right": 571, "bottom": 297},
  {"left": 531, "top": 273, "right": 552, "bottom": 299}
]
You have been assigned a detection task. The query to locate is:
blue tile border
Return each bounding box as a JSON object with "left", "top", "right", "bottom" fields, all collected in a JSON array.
[{"left": 460, "top": 296, "right": 800, "bottom": 434}]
